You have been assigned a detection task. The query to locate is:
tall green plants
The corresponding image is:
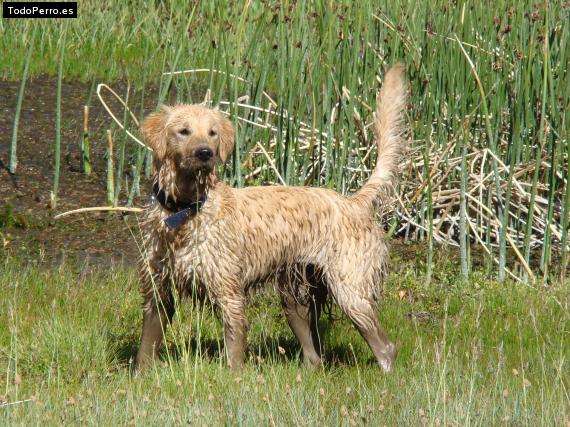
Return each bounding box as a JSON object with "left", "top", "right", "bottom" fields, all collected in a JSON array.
[
  {"left": 52, "top": 25, "right": 67, "bottom": 209},
  {"left": 9, "top": 25, "right": 37, "bottom": 174},
  {"left": 2, "top": 1, "right": 568, "bottom": 282}
]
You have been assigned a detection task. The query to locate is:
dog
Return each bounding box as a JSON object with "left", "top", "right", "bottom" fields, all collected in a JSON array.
[{"left": 135, "top": 65, "right": 408, "bottom": 372}]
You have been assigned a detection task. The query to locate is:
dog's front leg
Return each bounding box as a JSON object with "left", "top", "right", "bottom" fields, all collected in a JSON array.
[
  {"left": 135, "top": 287, "right": 175, "bottom": 372},
  {"left": 220, "top": 291, "right": 249, "bottom": 369}
]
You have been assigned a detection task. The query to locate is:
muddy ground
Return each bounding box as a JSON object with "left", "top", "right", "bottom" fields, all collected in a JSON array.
[
  {"left": 0, "top": 77, "right": 160, "bottom": 267},
  {"left": 0, "top": 77, "right": 469, "bottom": 274}
]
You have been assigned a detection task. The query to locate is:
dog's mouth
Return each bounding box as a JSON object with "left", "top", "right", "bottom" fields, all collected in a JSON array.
[
  {"left": 178, "top": 157, "right": 215, "bottom": 174},
  {"left": 174, "top": 146, "right": 214, "bottom": 172}
]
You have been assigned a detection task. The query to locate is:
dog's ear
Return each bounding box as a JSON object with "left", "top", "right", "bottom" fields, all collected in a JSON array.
[
  {"left": 141, "top": 106, "right": 170, "bottom": 160},
  {"left": 216, "top": 112, "right": 235, "bottom": 163}
]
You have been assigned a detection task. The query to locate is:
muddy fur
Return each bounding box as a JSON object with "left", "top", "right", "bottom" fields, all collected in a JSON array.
[{"left": 135, "top": 65, "right": 409, "bottom": 371}]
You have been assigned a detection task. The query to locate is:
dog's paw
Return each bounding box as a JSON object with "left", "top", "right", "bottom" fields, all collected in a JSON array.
[{"left": 378, "top": 343, "right": 397, "bottom": 372}]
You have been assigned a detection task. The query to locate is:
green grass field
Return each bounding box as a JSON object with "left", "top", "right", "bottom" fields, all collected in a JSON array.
[{"left": 1, "top": 255, "right": 568, "bottom": 425}]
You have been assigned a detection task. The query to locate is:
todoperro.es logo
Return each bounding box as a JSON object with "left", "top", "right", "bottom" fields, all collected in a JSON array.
[{"left": 3, "top": 2, "right": 78, "bottom": 18}]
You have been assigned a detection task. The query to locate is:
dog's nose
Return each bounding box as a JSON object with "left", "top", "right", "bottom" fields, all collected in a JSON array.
[{"left": 195, "top": 147, "right": 213, "bottom": 162}]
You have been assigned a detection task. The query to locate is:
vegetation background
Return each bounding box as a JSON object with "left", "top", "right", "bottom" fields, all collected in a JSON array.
[{"left": 0, "top": 0, "right": 568, "bottom": 425}]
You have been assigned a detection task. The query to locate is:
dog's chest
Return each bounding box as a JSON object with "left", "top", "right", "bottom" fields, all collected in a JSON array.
[{"left": 152, "top": 211, "right": 229, "bottom": 281}]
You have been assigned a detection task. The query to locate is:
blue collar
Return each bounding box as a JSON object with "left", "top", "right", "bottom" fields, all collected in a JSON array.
[{"left": 152, "top": 182, "right": 207, "bottom": 230}]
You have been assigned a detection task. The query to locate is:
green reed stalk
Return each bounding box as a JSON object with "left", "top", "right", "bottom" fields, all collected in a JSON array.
[
  {"left": 106, "top": 130, "right": 114, "bottom": 206},
  {"left": 498, "top": 110, "right": 522, "bottom": 280},
  {"left": 224, "top": 0, "right": 254, "bottom": 187},
  {"left": 523, "top": 28, "right": 549, "bottom": 274},
  {"left": 9, "top": 25, "right": 37, "bottom": 174},
  {"left": 523, "top": 146, "right": 542, "bottom": 269},
  {"left": 456, "top": 35, "right": 506, "bottom": 280},
  {"left": 144, "top": 48, "right": 169, "bottom": 180},
  {"left": 114, "top": 85, "right": 130, "bottom": 206},
  {"left": 485, "top": 190, "right": 493, "bottom": 276},
  {"left": 128, "top": 61, "right": 149, "bottom": 206},
  {"left": 81, "top": 106, "right": 91, "bottom": 175},
  {"left": 128, "top": 147, "right": 146, "bottom": 207},
  {"left": 423, "top": 149, "right": 434, "bottom": 283},
  {"left": 459, "top": 122, "right": 469, "bottom": 281},
  {"left": 560, "top": 123, "right": 570, "bottom": 283},
  {"left": 52, "top": 26, "right": 66, "bottom": 210},
  {"left": 221, "top": 28, "right": 240, "bottom": 187},
  {"left": 541, "top": 132, "right": 557, "bottom": 275},
  {"left": 518, "top": 51, "right": 534, "bottom": 273},
  {"left": 541, "top": 34, "right": 557, "bottom": 275}
]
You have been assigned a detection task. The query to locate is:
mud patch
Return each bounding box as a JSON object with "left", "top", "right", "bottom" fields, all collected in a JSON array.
[{"left": 0, "top": 77, "right": 158, "bottom": 267}]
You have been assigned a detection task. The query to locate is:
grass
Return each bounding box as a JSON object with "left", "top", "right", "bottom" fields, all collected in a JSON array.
[{"left": 0, "top": 252, "right": 568, "bottom": 425}]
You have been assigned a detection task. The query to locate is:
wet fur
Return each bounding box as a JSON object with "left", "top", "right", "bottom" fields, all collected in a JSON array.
[{"left": 135, "top": 65, "right": 409, "bottom": 371}]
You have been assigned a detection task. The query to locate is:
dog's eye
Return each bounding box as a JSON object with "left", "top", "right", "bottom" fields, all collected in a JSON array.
[
  {"left": 209, "top": 129, "right": 217, "bottom": 137},
  {"left": 178, "top": 128, "right": 190, "bottom": 136}
]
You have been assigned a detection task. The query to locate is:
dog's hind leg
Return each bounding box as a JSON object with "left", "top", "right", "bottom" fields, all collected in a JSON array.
[
  {"left": 327, "top": 274, "right": 396, "bottom": 372},
  {"left": 279, "top": 265, "right": 327, "bottom": 367},
  {"left": 280, "top": 291, "right": 324, "bottom": 367}
]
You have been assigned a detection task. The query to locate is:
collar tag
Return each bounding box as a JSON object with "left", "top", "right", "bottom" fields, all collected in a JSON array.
[{"left": 164, "top": 209, "right": 193, "bottom": 230}]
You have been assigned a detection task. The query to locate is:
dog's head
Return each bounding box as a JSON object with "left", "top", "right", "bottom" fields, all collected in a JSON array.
[{"left": 141, "top": 104, "right": 234, "bottom": 175}]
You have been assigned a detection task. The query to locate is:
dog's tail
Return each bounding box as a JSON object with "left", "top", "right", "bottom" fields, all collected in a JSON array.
[{"left": 353, "top": 64, "right": 408, "bottom": 205}]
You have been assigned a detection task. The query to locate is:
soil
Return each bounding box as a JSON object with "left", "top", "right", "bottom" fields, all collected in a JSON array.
[{"left": 0, "top": 77, "right": 159, "bottom": 267}]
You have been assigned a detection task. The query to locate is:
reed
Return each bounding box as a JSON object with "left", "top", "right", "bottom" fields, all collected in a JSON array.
[
  {"left": 52, "top": 26, "right": 66, "bottom": 210},
  {"left": 459, "top": 122, "right": 469, "bottom": 281},
  {"left": 106, "top": 130, "right": 114, "bottom": 206},
  {"left": 81, "top": 105, "right": 91, "bottom": 175},
  {"left": 423, "top": 148, "right": 434, "bottom": 284},
  {"left": 113, "top": 85, "right": 130, "bottom": 206},
  {"left": 9, "top": 25, "right": 37, "bottom": 174},
  {"left": 560, "top": 123, "right": 570, "bottom": 283},
  {"left": 2, "top": 1, "right": 568, "bottom": 282},
  {"left": 127, "top": 52, "right": 150, "bottom": 206}
]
